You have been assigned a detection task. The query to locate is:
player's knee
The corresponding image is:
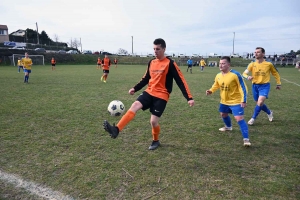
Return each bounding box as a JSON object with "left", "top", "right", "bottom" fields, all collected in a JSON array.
[
  {"left": 234, "top": 116, "right": 244, "bottom": 122},
  {"left": 129, "top": 101, "right": 142, "bottom": 112},
  {"left": 150, "top": 119, "right": 159, "bottom": 127},
  {"left": 220, "top": 113, "right": 228, "bottom": 118}
]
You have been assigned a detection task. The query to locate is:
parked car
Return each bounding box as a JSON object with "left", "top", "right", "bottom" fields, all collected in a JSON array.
[
  {"left": 82, "top": 50, "right": 92, "bottom": 54},
  {"left": 93, "top": 51, "right": 100, "bottom": 55},
  {"left": 191, "top": 54, "right": 199, "bottom": 58},
  {"left": 178, "top": 54, "right": 186, "bottom": 58},
  {"left": 209, "top": 53, "right": 221, "bottom": 58},
  {"left": 57, "top": 50, "right": 66, "bottom": 54},
  {"left": 230, "top": 53, "right": 241, "bottom": 58},
  {"left": 67, "top": 50, "right": 79, "bottom": 54},
  {"left": 35, "top": 48, "right": 46, "bottom": 53},
  {"left": 9, "top": 46, "right": 25, "bottom": 50},
  {"left": 101, "top": 51, "right": 113, "bottom": 55},
  {"left": 147, "top": 54, "right": 155, "bottom": 57}
]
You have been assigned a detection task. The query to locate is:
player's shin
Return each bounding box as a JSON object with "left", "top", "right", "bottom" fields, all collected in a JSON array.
[
  {"left": 252, "top": 105, "right": 262, "bottom": 119},
  {"left": 116, "top": 110, "right": 136, "bottom": 131},
  {"left": 261, "top": 104, "right": 271, "bottom": 115},
  {"left": 238, "top": 120, "right": 249, "bottom": 139},
  {"left": 152, "top": 125, "right": 160, "bottom": 141},
  {"left": 222, "top": 115, "right": 232, "bottom": 127}
]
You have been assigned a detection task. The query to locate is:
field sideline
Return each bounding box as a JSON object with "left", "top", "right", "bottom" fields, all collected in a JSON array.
[{"left": 0, "top": 64, "right": 299, "bottom": 199}]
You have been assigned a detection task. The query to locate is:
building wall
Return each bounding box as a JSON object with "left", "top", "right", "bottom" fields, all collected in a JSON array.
[{"left": 0, "top": 29, "right": 9, "bottom": 43}]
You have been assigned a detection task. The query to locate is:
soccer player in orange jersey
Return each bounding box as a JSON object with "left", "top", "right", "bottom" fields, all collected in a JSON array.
[
  {"left": 114, "top": 58, "right": 118, "bottom": 68},
  {"left": 51, "top": 57, "right": 56, "bottom": 71},
  {"left": 103, "top": 38, "right": 195, "bottom": 150},
  {"left": 100, "top": 54, "right": 111, "bottom": 83},
  {"left": 97, "top": 57, "right": 102, "bottom": 69}
]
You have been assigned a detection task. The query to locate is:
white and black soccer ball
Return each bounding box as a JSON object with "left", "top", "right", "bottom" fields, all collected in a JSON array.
[{"left": 108, "top": 100, "right": 125, "bottom": 116}]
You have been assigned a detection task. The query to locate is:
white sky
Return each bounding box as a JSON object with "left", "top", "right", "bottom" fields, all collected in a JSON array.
[{"left": 1, "top": 0, "right": 300, "bottom": 56}]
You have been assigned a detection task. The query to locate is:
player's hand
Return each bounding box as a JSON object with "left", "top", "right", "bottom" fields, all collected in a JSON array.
[
  {"left": 188, "top": 100, "right": 194, "bottom": 107},
  {"left": 247, "top": 76, "right": 253, "bottom": 81},
  {"left": 276, "top": 85, "right": 281, "bottom": 90},
  {"left": 206, "top": 90, "right": 212, "bottom": 95},
  {"left": 128, "top": 88, "right": 135, "bottom": 95},
  {"left": 241, "top": 102, "right": 247, "bottom": 108}
]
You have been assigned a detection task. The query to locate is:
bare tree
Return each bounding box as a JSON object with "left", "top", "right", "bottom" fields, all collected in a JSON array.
[
  {"left": 53, "top": 34, "right": 59, "bottom": 43},
  {"left": 68, "top": 38, "right": 81, "bottom": 49},
  {"left": 117, "top": 48, "right": 128, "bottom": 55}
]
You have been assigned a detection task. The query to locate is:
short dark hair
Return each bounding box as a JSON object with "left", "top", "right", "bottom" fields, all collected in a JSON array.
[
  {"left": 256, "top": 47, "right": 265, "bottom": 53},
  {"left": 220, "top": 56, "right": 231, "bottom": 63},
  {"left": 153, "top": 38, "right": 166, "bottom": 48}
]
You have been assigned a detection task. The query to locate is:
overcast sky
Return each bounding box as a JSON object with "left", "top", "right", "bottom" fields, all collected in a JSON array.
[{"left": 1, "top": 0, "right": 300, "bottom": 56}]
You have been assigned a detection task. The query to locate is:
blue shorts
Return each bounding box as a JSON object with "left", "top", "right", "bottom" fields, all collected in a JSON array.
[
  {"left": 219, "top": 104, "right": 244, "bottom": 116},
  {"left": 24, "top": 69, "right": 31, "bottom": 73},
  {"left": 252, "top": 83, "right": 270, "bottom": 101}
]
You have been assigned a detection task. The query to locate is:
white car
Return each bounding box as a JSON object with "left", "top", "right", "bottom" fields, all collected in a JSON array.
[
  {"left": 9, "top": 46, "right": 25, "bottom": 50},
  {"left": 178, "top": 54, "right": 186, "bottom": 58},
  {"left": 230, "top": 53, "right": 241, "bottom": 58},
  {"left": 67, "top": 50, "right": 79, "bottom": 54},
  {"left": 191, "top": 54, "right": 199, "bottom": 58}
]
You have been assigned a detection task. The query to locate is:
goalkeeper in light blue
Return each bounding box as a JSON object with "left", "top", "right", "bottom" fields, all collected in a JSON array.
[{"left": 206, "top": 56, "right": 251, "bottom": 147}]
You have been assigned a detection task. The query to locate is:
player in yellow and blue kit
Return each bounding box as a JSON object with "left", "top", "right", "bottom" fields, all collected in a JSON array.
[
  {"left": 17, "top": 57, "right": 23, "bottom": 73},
  {"left": 206, "top": 56, "right": 251, "bottom": 147},
  {"left": 242, "top": 47, "right": 281, "bottom": 125},
  {"left": 21, "top": 52, "right": 33, "bottom": 83}
]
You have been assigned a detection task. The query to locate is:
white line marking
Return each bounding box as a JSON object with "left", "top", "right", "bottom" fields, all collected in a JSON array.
[
  {"left": 0, "top": 169, "right": 73, "bottom": 200},
  {"left": 281, "top": 78, "right": 300, "bottom": 86}
]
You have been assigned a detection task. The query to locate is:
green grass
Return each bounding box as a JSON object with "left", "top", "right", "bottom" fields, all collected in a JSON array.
[{"left": 0, "top": 64, "right": 299, "bottom": 199}]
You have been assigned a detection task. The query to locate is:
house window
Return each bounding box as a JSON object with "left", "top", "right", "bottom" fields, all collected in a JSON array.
[{"left": 0, "top": 30, "right": 4, "bottom": 35}]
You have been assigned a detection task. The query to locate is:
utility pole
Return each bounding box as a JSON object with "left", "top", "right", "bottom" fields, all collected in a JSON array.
[
  {"left": 80, "top": 37, "right": 82, "bottom": 52},
  {"left": 36, "top": 22, "right": 39, "bottom": 44},
  {"left": 233, "top": 32, "right": 235, "bottom": 54},
  {"left": 131, "top": 36, "right": 133, "bottom": 54}
]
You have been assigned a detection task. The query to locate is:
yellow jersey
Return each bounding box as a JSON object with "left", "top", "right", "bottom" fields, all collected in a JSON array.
[
  {"left": 243, "top": 61, "right": 281, "bottom": 85},
  {"left": 209, "top": 69, "right": 248, "bottom": 105},
  {"left": 17, "top": 59, "right": 23, "bottom": 66},
  {"left": 200, "top": 59, "right": 206, "bottom": 66},
  {"left": 22, "top": 57, "right": 33, "bottom": 70}
]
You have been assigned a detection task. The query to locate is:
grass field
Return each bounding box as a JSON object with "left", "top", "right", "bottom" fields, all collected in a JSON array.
[{"left": 0, "top": 64, "right": 299, "bottom": 200}]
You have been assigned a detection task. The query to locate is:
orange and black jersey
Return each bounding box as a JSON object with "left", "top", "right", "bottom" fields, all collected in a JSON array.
[
  {"left": 102, "top": 58, "right": 111, "bottom": 70},
  {"left": 133, "top": 57, "right": 193, "bottom": 102},
  {"left": 97, "top": 58, "right": 102, "bottom": 65},
  {"left": 114, "top": 59, "right": 118, "bottom": 64},
  {"left": 51, "top": 58, "right": 56, "bottom": 64}
]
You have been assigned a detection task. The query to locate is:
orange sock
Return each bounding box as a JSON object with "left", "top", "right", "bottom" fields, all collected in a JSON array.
[
  {"left": 152, "top": 125, "right": 160, "bottom": 141},
  {"left": 117, "top": 110, "right": 135, "bottom": 131}
]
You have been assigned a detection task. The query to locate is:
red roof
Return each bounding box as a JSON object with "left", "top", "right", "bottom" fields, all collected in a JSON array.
[{"left": 0, "top": 25, "right": 8, "bottom": 30}]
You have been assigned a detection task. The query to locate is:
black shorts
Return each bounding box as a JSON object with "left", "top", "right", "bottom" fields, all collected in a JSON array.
[
  {"left": 136, "top": 91, "right": 167, "bottom": 117},
  {"left": 52, "top": 64, "right": 56, "bottom": 66},
  {"left": 188, "top": 64, "right": 192, "bottom": 68},
  {"left": 103, "top": 70, "right": 109, "bottom": 73}
]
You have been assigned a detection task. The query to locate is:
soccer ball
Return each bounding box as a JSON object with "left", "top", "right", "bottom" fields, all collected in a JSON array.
[{"left": 108, "top": 100, "right": 125, "bottom": 116}]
